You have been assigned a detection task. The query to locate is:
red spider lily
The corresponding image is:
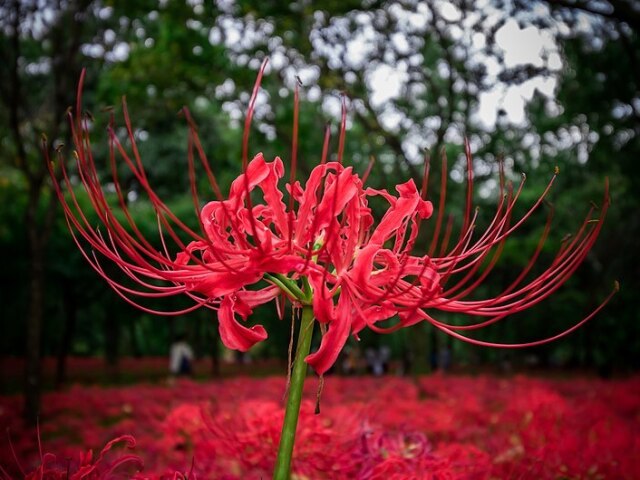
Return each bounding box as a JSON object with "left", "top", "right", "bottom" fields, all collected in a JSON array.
[
  {"left": 47, "top": 59, "right": 616, "bottom": 375},
  {"left": 2, "top": 434, "right": 143, "bottom": 480}
]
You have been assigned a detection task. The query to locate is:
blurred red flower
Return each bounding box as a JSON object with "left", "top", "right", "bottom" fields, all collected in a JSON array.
[{"left": 18, "top": 435, "right": 142, "bottom": 480}]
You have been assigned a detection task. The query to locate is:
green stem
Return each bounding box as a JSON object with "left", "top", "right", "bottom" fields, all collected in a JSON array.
[
  {"left": 264, "top": 273, "right": 299, "bottom": 300},
  {"left": 275, "top": 273, "right": 307, "bottom": 300},
  {"left": 273, "top": 305, "right": 315, "bottom": 480},
  {"left": 264, "top": 273, "right": 307, "bottom": 302}
]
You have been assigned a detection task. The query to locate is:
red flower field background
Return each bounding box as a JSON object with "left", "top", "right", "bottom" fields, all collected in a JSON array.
[{"left": 1, "top": 370, "right": 638, "bottom": 479}]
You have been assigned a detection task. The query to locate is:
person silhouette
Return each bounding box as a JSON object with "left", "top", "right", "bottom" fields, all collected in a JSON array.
[{"left": 169, "top": 333, "right": 194, "bottom": 377}]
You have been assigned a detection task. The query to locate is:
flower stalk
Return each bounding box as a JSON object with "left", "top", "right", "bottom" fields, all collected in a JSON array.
[{"left": 273, "top": 303, "right": 315, "bottom": 480}]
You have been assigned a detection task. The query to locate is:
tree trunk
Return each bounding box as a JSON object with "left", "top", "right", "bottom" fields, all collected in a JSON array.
[
  {"left": 407, "top": 323, "right": 431, "bottom": 399},
  {"left": 24, "top": 228, "right": 44, "bottom": 423},
  {"left": 128, "top": 317, "right": 143, "bottom": 358},
  {"left": 104, "top": 298, "right": 120, "bottom": 381},
  {"left": 194, "top": 315, "right": 204, "bottom": 357},
  {"left": 168, "top": 317, "right": 176, "bottom": 344},
  {"left": 55, "top": 279, "right": 77, "bottom": 388},
  {"left": 6, "top": 0, "right": 89, "bottom": 425}
]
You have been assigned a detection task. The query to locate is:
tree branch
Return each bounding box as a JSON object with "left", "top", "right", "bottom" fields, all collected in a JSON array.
[
  {"left": 6, "top": 0, "right": 32, "bottom": 180},
  {"left": 546, "top": 0, "right": 640, "bottom": 33}
]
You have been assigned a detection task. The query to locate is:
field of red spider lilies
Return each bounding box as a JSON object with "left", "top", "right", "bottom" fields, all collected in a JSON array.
[{"left": 1, "top": 373, "right": 639, "bottom": 479}]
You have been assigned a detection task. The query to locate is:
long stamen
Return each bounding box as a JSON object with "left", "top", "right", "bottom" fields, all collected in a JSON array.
[
  {"left": 337, "top": 94, "right": 347, "bottom": 164},
  {"left": 320, "top": 124, "right": 331, "bottom": 165},
  {"left": 438, "top": 215, "right": 454, "bottom": 257},
  {"left": 184, "top": 111, "right": 257, "bottom": 260},
  {"left": 420, "top": 150, "right": 431, "bottom": 200},
  {"left": 7, "top": 430, "right": 26, "bottom": 477},
  {"left": 241, "top": 57, "right": 270, "bottom": 253},
  {"left": 428, "top": 148, "right": 448, "bottom": 256},
  {"left": 361, "top": 155, "right": 376, "bottom": 185},
  {"left": 288, "top": 77, "right": 301, "bottom": 249},
  {"left": 424, "top": 282, "right": 618, "bottom": 347},
  {"left": 461, "top": 137, "right": 474, "bottom": 235}
]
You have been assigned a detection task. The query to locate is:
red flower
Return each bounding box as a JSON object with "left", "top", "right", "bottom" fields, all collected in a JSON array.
[
  {"left": 48, "top": 61, "right": 616, "bottom": 375},
  {"left": 23, "top": 435, "right": 142, "bottom": 479}
]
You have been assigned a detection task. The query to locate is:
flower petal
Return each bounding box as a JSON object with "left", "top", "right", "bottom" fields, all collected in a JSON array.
[
  {"left": 236, "top": 285, "right": 280, "bottom": 307},
  {"left": 352, "top": 302, "right": 396, "bottom": 335},
  {"left": 368, "top": 179, "right": 433, "bottom": 245},
  {"left": 305, "top": 292, "right": 351, "bottom": 374},
  {"left": 307, "top": 270, "right": 337, "bottom": 324},
  {"left": 218, "top": 294, "right": 267, "bottom": 351}
]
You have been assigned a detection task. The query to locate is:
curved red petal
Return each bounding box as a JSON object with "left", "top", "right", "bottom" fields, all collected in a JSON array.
[
  {"left": 305, "top": 293, "right": 352, "bottom": 375},
  {"left": 218, "top": 295, "right": 268, "bottom": 352}
]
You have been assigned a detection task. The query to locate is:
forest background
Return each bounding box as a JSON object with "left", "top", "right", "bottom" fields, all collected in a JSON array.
[{"left": 1, "top": 0, "right": 638, "bottom": 422}]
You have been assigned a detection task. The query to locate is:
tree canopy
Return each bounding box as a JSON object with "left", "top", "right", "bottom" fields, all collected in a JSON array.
[{"left": 1, "top": 0, "right": 637, "bottom": 419}]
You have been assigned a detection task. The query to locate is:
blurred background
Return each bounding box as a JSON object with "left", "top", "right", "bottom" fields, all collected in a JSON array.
[{"left": 1, "top": 0, "right": 638, "bottom": 423}]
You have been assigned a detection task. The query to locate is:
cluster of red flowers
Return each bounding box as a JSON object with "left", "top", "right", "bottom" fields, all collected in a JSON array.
[
  {"left": 48, "top": 61, "right": 615, "bottom": 376},
  {"left": 2, "top": 374, "right": 638, "bottom": 478}
]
